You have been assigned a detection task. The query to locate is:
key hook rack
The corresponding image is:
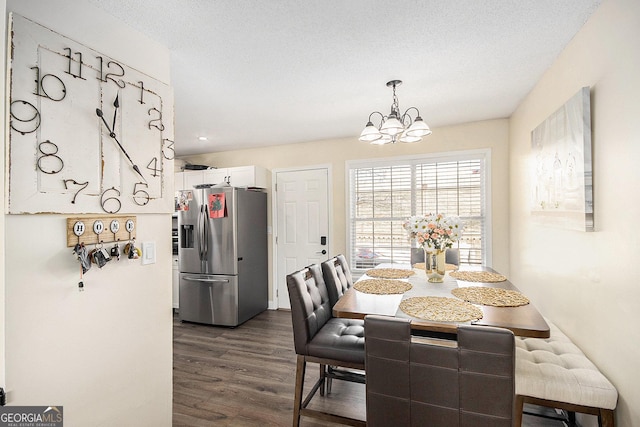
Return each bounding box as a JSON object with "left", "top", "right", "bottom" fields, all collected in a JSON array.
[{"left": 66, "top": 215, "right": 136, "bottom": 247}]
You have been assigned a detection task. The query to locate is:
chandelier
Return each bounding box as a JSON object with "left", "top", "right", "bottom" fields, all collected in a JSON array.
[{"left": 358, "top": 80, "right": 432, "bottom": 144}]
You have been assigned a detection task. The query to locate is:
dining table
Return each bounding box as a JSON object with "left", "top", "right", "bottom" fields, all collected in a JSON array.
[{"left": 333, "top": 264, "right": 550, "bottom": 338}]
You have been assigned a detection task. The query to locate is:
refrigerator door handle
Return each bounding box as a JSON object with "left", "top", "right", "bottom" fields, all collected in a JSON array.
[
  {"left": 183, "top": 276, "right": 230, "bottom": 283},
  {"left": 196, "top": 205, "right": 201, "bottom": 259},
  {"left": 197, "top": 204, "right": 205, "bottom": 261},
  {"left": 202, "top": 202, "right": 209, "bottom": 259}
]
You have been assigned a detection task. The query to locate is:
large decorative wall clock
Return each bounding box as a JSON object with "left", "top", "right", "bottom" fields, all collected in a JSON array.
[{"left": 7, "top": 13, "right": 175, "bottom": 214}]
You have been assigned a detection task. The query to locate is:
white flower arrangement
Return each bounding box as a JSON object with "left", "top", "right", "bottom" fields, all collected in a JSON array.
[{"left": 403, "top": 213, "right": 463, "bottom": 251}]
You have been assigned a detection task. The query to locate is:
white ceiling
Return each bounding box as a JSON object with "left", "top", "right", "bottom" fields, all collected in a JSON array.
[{"left": 87, "top": 0, "right": 602, "bottom": 156}]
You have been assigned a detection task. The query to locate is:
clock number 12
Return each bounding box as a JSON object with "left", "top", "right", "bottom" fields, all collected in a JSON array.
[{"left": 96, "top": 56, "right": 126, "bottom": 88}]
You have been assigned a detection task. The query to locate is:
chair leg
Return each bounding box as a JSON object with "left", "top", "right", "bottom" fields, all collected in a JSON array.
[
  {"left": 293, "top": 355, "right": 306, "bottom": 427},
  {"left": 514, "top": 394, "right": 525, "bottom": 427},
  {"left": 319, "top": 364, "right": 326, "bottom": 396}
]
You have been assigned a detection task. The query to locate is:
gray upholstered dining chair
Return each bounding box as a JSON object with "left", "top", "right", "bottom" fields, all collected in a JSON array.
[
  {"left": 365, "top": 315, "right": 515, "bottom": 427},
  {"left": 410, "top": 247, "right": 423, "bottom": 264},
  {"left": 321, "top": 254, "right": 357, "bottom": 393},
  {"left": 446, "top": 247, "right": 460, "bottom": 266},
  {"left": 411, "top": 247, "right": 460, "bottom": 266},
  {"left": 286, "top": 264, "right": 366, "bottom": 427},
  {"left": 321, "top": 254, "right": 353, "bottom": 307}
]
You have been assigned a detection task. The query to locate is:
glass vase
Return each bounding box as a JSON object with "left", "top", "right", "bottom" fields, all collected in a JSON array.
[{"left": 424, "top": 248, "right": 446, "bottom": 283}]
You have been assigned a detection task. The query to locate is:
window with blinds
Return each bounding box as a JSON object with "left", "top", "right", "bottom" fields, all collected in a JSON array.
[{"left": 347, "top": 152, "right": 488, "bottom": 270}]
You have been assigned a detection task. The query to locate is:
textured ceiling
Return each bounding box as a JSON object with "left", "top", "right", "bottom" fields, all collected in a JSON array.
[{"left": 87, "top": 0, "right": 602, "bottom": 156}]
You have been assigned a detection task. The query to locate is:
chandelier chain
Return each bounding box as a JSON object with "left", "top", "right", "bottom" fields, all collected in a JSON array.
[{"left": 392, "top": 86, "right": 400, "bottom": 115}]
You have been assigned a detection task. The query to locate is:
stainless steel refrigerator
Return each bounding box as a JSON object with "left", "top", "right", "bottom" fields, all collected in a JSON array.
[{"left": 178, "top": 184, "right": 268, "bottom": 326}]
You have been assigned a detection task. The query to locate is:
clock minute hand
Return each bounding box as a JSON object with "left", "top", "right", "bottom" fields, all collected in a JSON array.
[
  {"left": 96, "top": 108, "right": 147, "bottom": 183},
  {"left": 110, "top": 133, "right": 147, "bottom": 183}
]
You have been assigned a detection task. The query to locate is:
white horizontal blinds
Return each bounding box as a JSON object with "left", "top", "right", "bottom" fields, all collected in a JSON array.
[
  {"left": 351, "top": 166, "right": 413, "bottom": 268},
  {"left": 415, "top": 160, "right": 484, "bottom": 264},
  {"left": 349, "top": 155, "right": 486, "bottom": 269}
]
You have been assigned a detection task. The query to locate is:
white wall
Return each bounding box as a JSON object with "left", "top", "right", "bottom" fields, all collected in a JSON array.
[
  {"left": 509, "top": 0, "right": 639, "bottom": 425},
  {"left": 1, "top": 0, "right": 6, "bottom": 393},
  {"left": 182, "top": 119, "right": 511, "bottom": 305},
  {"left": 3, "top": 1, "right": 173, "bottom": 425}
]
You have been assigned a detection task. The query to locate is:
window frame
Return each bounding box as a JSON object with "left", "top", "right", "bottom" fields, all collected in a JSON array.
[{"left": 345, "top": 149, "right": 492, "bottom": 273}]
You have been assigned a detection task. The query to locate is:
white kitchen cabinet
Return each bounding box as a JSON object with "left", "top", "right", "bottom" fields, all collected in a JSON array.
[
  {"left": 176, "top": 166, "right": 268, "bottom": 191},
  {"left": 202, "top": 168, "right": 229, "bottom": 186},
  {"left": 175, "top": 170, "right": 213, "bottom": 191},
  {"left": 183, "top": 170, "right": 205, "bottom": 190},
  {"left": 226, "top": 165, "right": 268, "bottom": 188},
  {"left": 174, "top": 171, "right": 197, "bottom": 192},
  {"left": 174, "top": 171, "right": 185, "bottom": 192}
]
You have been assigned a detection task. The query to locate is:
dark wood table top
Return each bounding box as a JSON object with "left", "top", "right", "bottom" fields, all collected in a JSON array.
[{"left": 333, "top": 264, "right": 550, "bottom": 338}]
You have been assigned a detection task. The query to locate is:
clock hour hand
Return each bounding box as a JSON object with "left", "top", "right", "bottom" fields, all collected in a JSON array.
[
  {"left": 111, "top": 95, "right": 119, "bottom": 134},
  {"left": 96, "top": 108, "right": 147, "bottom": 183},
  {"left": 96, "top": 108, "right": 115, "bottom": 138}
]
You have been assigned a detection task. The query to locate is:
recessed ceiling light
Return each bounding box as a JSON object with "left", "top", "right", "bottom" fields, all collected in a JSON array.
[{"left": 198, "top": 136, "right": 208, "bottom": 141}]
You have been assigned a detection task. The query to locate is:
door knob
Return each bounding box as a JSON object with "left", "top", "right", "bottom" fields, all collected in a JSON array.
[{"left": 316, "top": 249, "right": 327, "bottom": 255}]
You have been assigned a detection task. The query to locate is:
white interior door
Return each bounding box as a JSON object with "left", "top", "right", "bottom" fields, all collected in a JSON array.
[{"left": 275, "top": 168, "right": 329, "bottom": 309}]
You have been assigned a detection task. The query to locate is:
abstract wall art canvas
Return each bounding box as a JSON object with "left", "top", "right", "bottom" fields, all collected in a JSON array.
[{"left": 531, "top": 86, "right": 594, "bottom": 231}]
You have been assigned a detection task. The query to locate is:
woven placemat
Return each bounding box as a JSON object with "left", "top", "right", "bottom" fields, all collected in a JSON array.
[
  {"left": 399, "top": 296, "right": 483, "bottom": 322},
  {"left": 354, "top": 279, "right": 413, "bottom": 295},
  {"left": 451, "top": 287, "right": 530, "bottom": 307},
  {"left": 449, "top": 271, "right": 507, "bottom": 282},
  {"left": 365, "top": 268, "right": 415, "bottom": 279},
  {"left": 413, "top": 262, "right": 458, "bottom": 271}
]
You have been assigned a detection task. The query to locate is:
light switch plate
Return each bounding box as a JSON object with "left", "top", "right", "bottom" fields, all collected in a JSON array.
[{"left": 141, "top": 241, "right": 156, "bottom": 265}]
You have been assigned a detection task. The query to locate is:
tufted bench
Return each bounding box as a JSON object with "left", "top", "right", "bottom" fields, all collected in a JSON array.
[{"left": 515, "top": 320, "right": 618, "bottom": 427}]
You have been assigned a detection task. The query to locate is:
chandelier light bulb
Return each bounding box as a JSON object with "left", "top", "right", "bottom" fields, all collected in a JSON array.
[
  {"left": 358, "top": 121, "right": 383, "bottom": 142},
  {"left": 380, "top": 115, "right": 404, "bottom": 136},
  {"left": 399, "top": 132, "right": 422, "bottom": 143},
  {"left": 405, "top": 116, "right": 432, "bottom": 137},
  {"left": 372, "top": 134, "right": 393, "bottom": 145}
]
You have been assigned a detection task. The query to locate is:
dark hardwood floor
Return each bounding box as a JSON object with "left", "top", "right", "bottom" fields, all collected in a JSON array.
[{"left": 173, "top": 309, "right": 568, "bottom": 426}]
